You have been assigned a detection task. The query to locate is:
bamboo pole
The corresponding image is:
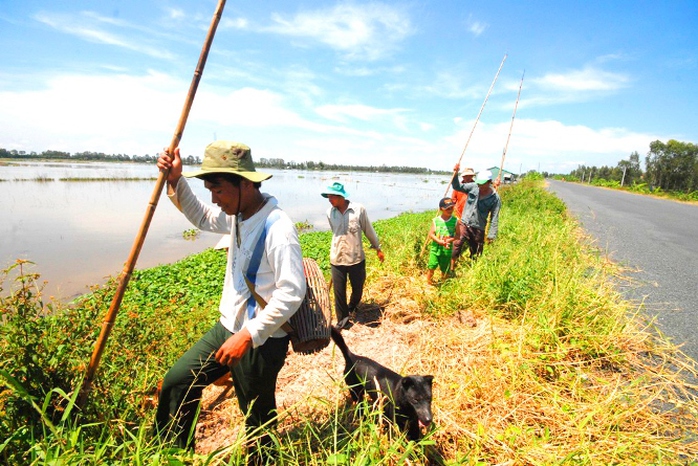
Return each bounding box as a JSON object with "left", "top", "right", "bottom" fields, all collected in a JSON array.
[
  {"left": 496, "top": 70, "right": 525, "bottom": 185},
  {"left": 76, "top": 0, "right": 228, "bottom": 410},
  {"left": 443, "top": 53, "right": 507, "bottom": 198},
  {"left": 419, "top": 55, "right": 507, "bottom": 258}
]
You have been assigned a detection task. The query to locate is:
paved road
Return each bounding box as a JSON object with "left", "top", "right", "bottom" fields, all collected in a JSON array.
[{"left": 546, "top": 180, "right": 698, "bottom": 362}]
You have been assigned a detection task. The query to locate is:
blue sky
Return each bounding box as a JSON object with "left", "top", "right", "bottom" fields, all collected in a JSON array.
[{"left": 1, "top": 1, "right": 696, "bottom": 174}]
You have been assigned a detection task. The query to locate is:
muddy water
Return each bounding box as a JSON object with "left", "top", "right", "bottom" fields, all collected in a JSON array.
[{"left": 1, "top": 161, "right": 447, "bottom": 301}]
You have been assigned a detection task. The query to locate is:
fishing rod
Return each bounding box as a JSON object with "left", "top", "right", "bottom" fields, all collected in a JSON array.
[
  {"left": 77, "top": 0, "right": 228, "bottom": 409},
  {"left": 443, "top": 53, "right": 507, "bottom": 198},
  {"left": 419, "top": 55, "right": 507, "bottom": 258},
  {"left": 496, "top": 70, "right": 525, "bottom": 186}
]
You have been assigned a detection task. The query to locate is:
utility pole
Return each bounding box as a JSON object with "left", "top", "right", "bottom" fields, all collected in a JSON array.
[{"left": 621, "top": 166, "right": 627, "bottom": 187}]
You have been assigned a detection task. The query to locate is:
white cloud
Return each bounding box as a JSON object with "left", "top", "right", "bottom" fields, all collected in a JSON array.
[
  {"left": 0, "top": 71, "right": 187, "bottom": 154},
  {"left": 0, "top": 69, "right": 663, "bottom": 175},
  {"left": 423, "top": 71, "right": 485, "bottom": 99},
  {"left": 314, "top": 103, "right": 406, "bottom": 123},
  {"left": 193, "top": 87, "right": 310, "bottom": 128},
  {"left": 534, "top": 66, "right": 629, "bottom": 92},
  {"left": 466, "top": 16, "right": 487, "bottom": 36},
  {"left": 221, "top": 17, "right": 249, "bottom": 29},
  {"left": 34, "top": 11, "right": 177, "bottom": 61},
  {"left": 167, "top": 8, "right": 185, "bottom": 20},
  {"left": 265, "top": 3, "right": 413, "bottom": 61},
  {"left": 516, "top": 66, "right": 631, "bottom": 109},
  {"left": 444, "top": 118, "right": 659, "bottom": 174}
]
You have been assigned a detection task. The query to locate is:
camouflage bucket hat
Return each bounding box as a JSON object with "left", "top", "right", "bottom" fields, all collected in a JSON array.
[{"left": 182, "top": 141, "right": 272, "bottom": 182}]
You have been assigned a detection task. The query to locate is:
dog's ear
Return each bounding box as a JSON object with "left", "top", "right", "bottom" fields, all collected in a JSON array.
[
  {"left": 400, "top": 377, "right": 415, "bottom": 390},
  {"left": 424, "top": 375, "right": 434, "bottom": 386},
  {"left": 401, "top": 375, "right": 428, "bottom": 389}
]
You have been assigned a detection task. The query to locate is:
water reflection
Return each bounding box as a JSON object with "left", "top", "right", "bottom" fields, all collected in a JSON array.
[{"left": 0, "top": 161, "right": 448, "bottom": 301}]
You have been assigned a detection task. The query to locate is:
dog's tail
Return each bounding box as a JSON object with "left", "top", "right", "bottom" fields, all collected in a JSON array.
[{"left": 330, "top": 325, "right": 353, "bottom": 363}]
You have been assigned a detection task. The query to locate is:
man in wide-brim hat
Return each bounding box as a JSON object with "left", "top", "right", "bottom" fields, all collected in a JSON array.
[
  {"left": 452, "top": 167, "right": 476, "bottom": 219},
  {"left": 155, "top": 141, "right": 306, "bottom": 462},
  {"left": 450, "top": 165, "right": 502, "bottom": 269},
  {"left": 321, "top": 181, "right": 384, "bottom": 328}
]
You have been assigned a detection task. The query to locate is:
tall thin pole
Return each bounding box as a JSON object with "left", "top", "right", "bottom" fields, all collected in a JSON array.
[
  {"left": 444, "top": 53, "right": 507, "bottom": 197},
  {"left": 421, "top": 55, "right": 507, "bottom": 258},
  {"left": 496, "top": 70, "right": 525, "bottom": 185},
  {"left": 77, "top": 0, "right": 228, "bottom": 409}
]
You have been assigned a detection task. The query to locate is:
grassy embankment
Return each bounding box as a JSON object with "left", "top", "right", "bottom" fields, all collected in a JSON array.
[{"left": 1, "top": 179, "right": 697, "bottom": 464}]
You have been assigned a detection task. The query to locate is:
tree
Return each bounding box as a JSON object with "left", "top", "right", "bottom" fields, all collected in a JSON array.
[
  {"left": 646, "top": 139, "right": 698, "bottom": 192},
  {"left": 617, "top": 151, "right": 642, "bottom": 186}
]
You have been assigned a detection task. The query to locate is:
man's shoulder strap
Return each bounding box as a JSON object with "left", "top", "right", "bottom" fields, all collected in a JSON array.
[{"left": 244, "top": 210, "right": 282, "bottom": 317}]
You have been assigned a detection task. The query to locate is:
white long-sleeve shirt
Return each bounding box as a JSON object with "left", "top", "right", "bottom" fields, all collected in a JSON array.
[
  {"left": 168, "top": 179, "right": 306, "bottom": 348},
  {"left": 327, "top": 200, "right": 381, "bottom": 266}
]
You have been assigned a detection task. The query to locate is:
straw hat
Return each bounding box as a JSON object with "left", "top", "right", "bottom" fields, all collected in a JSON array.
[
  {"left": 183, "top": 141, "right": 272, "bottom": 182},
  {"left": 461, "top": 167, "right": 476, "bottom": 177}
]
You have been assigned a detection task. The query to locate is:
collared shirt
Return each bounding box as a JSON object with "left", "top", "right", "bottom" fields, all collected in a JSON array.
[
  {"left": 168, "top": 179, "right": 306, "bottom": 348},
  {"left": 451, "top": 176, "right": 479, "bottom": 224},
  {"left": 477, "top": 190, "right": 502, "bottom": 240},
  {"left": 451, "top": 175, "right": 502, "bottom": 239},
  {"left": 326, "top": 200, "right": 381, "bottom": 266}
]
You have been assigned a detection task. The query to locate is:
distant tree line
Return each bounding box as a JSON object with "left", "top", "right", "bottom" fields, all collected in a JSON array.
[
  {"left": 563, "top": 139, "right": 697, "bottom": 195},
  {"left": 1, "top": 148, "right": 447, "bottom": 175},
  {"left": 256, "top": 157, "right": 448, "bottom": 175},
  {"left": 0, "top": 148, "right": 201, "bottom": 165}
]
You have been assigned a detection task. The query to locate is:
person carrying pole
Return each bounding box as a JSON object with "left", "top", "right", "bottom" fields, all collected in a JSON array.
[
  {"left": 450, "top": 165, "right": 502, "bottom": 271},
  {"left": 419, "top": 54, "right": 507, "bottom": 259},
  {"left": 451, "top": 167, "right": 476, "bottom": 219},
  {"left": 155, "top": 141, "right": 306, "bottom": 463},
  {"left": 77, "top": 0, "right": 228, "bottom": 410}
]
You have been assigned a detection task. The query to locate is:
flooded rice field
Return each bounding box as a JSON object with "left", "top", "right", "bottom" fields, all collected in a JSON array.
[{"left": 1, "top": 160, "right": 447, "bottom": 300}]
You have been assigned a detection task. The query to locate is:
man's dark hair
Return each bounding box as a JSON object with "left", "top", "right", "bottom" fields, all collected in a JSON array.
[{"left": 199, "top": 173, "right": 261, "bottom": 189}]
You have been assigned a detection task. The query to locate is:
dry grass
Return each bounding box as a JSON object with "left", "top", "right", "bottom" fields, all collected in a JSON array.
[
  {"left": 192, "top": 183, "right": 698, "bottom": 464},
  {"left": 194, "top": 271, "right": 698, "bottom": 464}
]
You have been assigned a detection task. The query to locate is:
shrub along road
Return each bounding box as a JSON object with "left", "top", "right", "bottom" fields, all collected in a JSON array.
[{"left": 547, "top": 179, "right": 698, "bottom": 362}]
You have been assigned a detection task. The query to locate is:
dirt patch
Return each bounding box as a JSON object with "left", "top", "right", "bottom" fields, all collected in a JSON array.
[{"left": 194, "top": 293, "right": 459, "bottom": 455}]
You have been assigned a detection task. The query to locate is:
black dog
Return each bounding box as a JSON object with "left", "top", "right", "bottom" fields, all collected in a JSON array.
[{"left": 330, "top": 326, "right": 434, "bottom": 440}]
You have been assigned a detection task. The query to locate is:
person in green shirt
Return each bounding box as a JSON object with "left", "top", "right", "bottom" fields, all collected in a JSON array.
[{"left": 426, "top": 197, "right": 457, "bottom": 284}]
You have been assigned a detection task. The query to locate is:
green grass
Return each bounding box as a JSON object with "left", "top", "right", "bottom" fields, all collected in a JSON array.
[
  {"left": 1, "top": 180, "right": 697, "bottom": 464},
  {"left": 554, "top": 176, "right": 698, "bottom": 203}
]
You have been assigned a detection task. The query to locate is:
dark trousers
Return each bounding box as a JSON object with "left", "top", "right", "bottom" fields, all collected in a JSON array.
[
  {"left": 452, "top": 222, "right": 485, "bottom": 260},
  {"left": 155, "top": 320, "right": 289, "bottom": 450},
  {"left": 331, "top": 260, "right": 366, "bottom": 322}
]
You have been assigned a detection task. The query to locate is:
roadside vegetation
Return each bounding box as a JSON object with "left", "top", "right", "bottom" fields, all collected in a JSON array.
[
  {"left": 550, "top": 139, "right": 698, "bottom": 202},
  {"left": 1, "top": 179, "right": 697, "bottom": 464}
]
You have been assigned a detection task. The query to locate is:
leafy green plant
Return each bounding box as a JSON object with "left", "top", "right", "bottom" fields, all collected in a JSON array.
[
  {"left": 299, "top": 230, "right": 332, "bottom": 273},
  {"left": 294, "top": 220, "right": 313, "bottom": 232},
  {"left": 0, "top": 260, "right": 96, "bottom": 461},
  {"left": 182, "top": 228, "right": 200, "bottom": 240}
]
